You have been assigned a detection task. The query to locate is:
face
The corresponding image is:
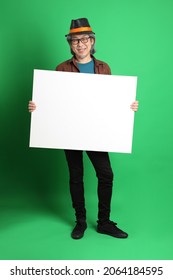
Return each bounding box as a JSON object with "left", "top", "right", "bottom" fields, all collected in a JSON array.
[{"left": 70, "top": 34, "right": 94, "bottom": 61}]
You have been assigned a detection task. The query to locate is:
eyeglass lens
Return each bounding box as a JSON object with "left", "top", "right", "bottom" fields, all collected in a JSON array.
[{"left": 71, "top": 37, "right": 90, "bottom": 45}]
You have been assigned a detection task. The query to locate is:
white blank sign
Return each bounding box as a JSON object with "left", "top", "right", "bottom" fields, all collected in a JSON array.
[{"left": 29, "top": 70, "right": 137, "bottom": 153}]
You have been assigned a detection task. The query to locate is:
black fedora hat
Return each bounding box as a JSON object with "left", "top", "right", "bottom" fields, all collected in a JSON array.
[{"left": 65, "top": 18, "right": 95, "bottom": 37}]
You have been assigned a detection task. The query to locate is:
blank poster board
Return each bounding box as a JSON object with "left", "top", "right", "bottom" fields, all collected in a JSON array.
[{"left": 29, "top": 70, "right": 137, "bottom": 153}]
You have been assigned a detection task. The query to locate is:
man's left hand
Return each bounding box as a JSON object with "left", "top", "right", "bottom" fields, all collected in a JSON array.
[{"left": 130, "top": 101, "right": 139, "bottom": 112}]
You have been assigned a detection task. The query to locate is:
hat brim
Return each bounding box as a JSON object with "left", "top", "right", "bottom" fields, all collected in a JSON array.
[{"left": 65, "top": 31, "right": 95, "bottom": 37}]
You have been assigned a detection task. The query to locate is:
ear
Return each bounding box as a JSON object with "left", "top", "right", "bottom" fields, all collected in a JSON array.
[{"left": 90, "top": 37, "right": 95, "bottom": 45}]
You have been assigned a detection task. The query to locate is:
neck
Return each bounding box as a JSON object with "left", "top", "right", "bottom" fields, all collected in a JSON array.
[{"left": 75, "top": 54, "right": 92, "bottom": 64}]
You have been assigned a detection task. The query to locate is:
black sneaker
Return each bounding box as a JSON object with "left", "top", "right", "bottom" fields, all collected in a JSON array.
[
  {"left": 71, "top": 221, "right": 87, "bottom": 239},
  {"left": 97, "top": 220, "right": 128, "bottom": 238}
]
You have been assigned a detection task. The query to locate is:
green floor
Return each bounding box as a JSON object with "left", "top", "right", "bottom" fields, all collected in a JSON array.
[{"left": 1, "top": 164, "right": 172, "bottom": 261}]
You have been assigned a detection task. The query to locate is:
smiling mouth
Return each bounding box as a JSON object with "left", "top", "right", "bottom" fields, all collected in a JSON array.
[{"left": 77, "top": 48, "right": 86, "bottom": 52}]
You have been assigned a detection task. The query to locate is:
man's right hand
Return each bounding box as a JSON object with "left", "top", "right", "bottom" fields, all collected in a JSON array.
[{"left": 28, "top": 101, "right": 36, "bottom": 112}]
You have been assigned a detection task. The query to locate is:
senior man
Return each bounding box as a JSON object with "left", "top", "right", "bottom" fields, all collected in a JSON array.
[{"left": 29, "top": 18, "right": 139, "bottom": 239}]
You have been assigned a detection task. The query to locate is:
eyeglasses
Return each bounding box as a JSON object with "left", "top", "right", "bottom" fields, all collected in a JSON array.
[{"left": 71, "top": 36, "right": 91, "bottom": 45}]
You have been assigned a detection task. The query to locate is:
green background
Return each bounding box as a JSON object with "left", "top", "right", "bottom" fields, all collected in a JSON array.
[{"left": 0, "top": 0, "right": 173, "bottom": 260}]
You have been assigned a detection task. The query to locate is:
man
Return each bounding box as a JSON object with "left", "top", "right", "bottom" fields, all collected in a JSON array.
[{"left": 29, "top": 18, "right": 139, "bottom": 239}]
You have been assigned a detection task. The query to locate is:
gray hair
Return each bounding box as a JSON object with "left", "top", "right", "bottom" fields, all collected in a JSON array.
[{"left": 66, "top": 33, "right": 96, "bottom": 55}]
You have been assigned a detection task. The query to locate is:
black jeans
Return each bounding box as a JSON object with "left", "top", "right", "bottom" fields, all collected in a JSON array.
[{"left": 65, "top": 150, "right": 114, "bottom": 223}]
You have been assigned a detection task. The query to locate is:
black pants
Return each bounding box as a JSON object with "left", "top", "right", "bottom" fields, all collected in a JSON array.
[{"left": 65, "top": 150, "right": 114, "bottom": 223}]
